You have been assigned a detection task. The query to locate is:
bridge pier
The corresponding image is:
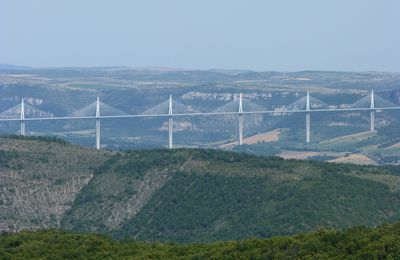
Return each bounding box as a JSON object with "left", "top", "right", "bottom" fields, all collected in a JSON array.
[
  {"left": 306, "top": 113, "right": 310, "bottom": 143},
  {"left": 305, "top": 92, "right": 310, "bottom": 143},
  {"left": 238, "top": 93, "right": 243, "bottom": 145},
  {"left": 168, "top": 95, "right": 173, "bottom": 149},
  {"left": 370, "top": 111, "right": 375, "bottom": 132},
  {"left": 20, "top": 98, "right": 25, "bottom": 136},
  {"left": 95, "top": 97, "right": 101, "bottom": 150},
  {"left": 370, "top": 90, "right": 375, "bottom": 132}
]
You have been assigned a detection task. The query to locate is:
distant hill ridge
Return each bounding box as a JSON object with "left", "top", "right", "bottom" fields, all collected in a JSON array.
[{"left": 1, "top": 136, "right": 400, "bottom": 242}]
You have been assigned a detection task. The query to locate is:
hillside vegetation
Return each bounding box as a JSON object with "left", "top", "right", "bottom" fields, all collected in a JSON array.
[
  {"left": 2, "top": 222, "right": 400, "bottom": 259},
  {"left": 0, "top": 136, "right": 109, "bottom": 232},
  {"left": 62, "top": 149, "right": 400, "bottom": 242},
  {"left": 1, "top": 136, "right": 400, "bottom": 243}
]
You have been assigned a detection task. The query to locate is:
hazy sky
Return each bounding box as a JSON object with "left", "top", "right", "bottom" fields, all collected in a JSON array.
[{"left": 1, "top": 0, "right": 399, "bottom": 71}]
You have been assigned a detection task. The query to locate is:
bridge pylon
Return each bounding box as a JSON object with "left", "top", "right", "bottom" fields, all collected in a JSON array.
[
  {"left": 306, "top": 91, "right": 311, "bottom": 143},
  {"left": 370, "top": 90, "right": 375, "bottom": 132},
  {"left": 95, "top": 97, "right": 101, "bottom": 150},
  {"left": 20, "top": 98, "right": 25, "bottom": 136},
  {"left": 238, "top": 93, "right": 243, "bottom": 145},
  {"left": 168, "top": 94, "right": 173, "bottom": 149}
]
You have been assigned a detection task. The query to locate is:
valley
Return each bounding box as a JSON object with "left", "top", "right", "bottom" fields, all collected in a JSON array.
[{"left": 0, "top": 67, "right": 399, "bottom": 165}]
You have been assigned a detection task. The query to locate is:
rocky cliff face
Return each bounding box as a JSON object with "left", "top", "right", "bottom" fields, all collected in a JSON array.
[
  {"left": 0, "top": 137, "right": 108, "bottom": 232},
  {"left": 0, "top": 138, "right": 188, "bottom": 235}
]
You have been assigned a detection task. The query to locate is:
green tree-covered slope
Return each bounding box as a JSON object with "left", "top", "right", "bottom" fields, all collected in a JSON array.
[
  {"left": 61, "top": 149, "right": 400, "bottom": 242},
  {"left": 1, "top": 136, "right": 400, "bottom": 243},
  {"left": 2, "top": 222, "right": 400, "bottom": 259}
]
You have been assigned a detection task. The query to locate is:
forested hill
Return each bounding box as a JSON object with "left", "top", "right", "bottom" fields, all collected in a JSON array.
[
  {"left": 1, "top": 136, "right": 400, "bottom": 243},
  {"left": 2, "top": 222, "right": 400, "bottom": 259}
]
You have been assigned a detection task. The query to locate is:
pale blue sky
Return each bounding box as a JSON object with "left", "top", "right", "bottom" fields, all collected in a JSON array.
[{"left": 1, "top": 0, "right": 399, "bottom": 71}]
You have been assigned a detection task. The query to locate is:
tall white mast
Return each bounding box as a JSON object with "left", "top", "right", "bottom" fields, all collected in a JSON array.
[
  {"left": 238, "top": 93, "right": 243, "bottom": 145},
  {"left": 20, "top": 98, "right": 25, "bottom": 136},
  {"left": 168, "top": 94, "right": 173, "bottom": 149},
  {"left": 95, "top": 97, "right": 101, "bottom": 150},
  {"left": 306, "top": 91, "right": 311, "bottom": 143},
  {"left": 370, "top": 90, "right": 375, "bottom": 132}
]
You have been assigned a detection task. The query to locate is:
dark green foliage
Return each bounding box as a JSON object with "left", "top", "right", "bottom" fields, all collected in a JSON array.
[
  {"left": 2, "top": 223, "right": 400, "bottom": 259},
  {"left": 121, "top": 170, "right": 400, "bottom": 242},
  {"left": 2, "top": 134, "right": 68, "bottom": 145},
  {"left": 59, "top": 148, "right": 400, "bottom": 243},
  {"left": 0, "top": 151, "right": 19, "bottom": 168},
  {"left": 115, "top": 149, "right": 188, "bottom": 175}
]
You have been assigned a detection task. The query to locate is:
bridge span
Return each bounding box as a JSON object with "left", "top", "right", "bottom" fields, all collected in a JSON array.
[{"left": 0, "top": 90, "right": 399, "bottom": 149}]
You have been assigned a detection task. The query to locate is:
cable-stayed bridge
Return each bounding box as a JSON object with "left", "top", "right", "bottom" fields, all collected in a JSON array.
[{"left": 0, "top": 90, "right": 399, "bottom": 149}]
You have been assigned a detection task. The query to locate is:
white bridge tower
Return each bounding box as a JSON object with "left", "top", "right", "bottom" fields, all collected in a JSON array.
[
  {"left": 20, "top": 98, "right": 25, "bottom": 136},
  {"left": 306, "top": 91, "right": 311, "bottom": 143},
  {"left": 238, "top": 93, "right": 244, "bottom": 145},
  {"left": 370, "top": 90, "right": 375, "bottom": 132},
  {"left": 168, "top": 94, "right": 173, "bottom": 149},
  {"left": 95, "top": 97, "right": 101, "bottom": 150}
]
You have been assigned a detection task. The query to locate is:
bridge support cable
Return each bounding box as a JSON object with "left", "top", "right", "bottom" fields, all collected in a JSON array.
[
  {"left": 95, "top": 97, "right": 101, "bottom": 150},
  {"left": 20, "top": 98, "right": 25, "bottom": 136},
  {"left": 238, "top": 93, "right": 244, "bottom": 145},
  {"left": 305, "top": 92, "right": 311, "bottom": 143},
  {"left": 168, "top": 94, "right": 173, "bottom": 149},
  {"left": 370, "top": 90, "right": 375, "bottom": 132},
  {"left": 2, "top": 91, "right": 400, "bottom": 149}
]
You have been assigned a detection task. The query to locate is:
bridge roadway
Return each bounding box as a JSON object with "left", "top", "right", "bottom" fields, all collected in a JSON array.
[{"left": 0, "top": 106, "right": 399, "bottom": 122}]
